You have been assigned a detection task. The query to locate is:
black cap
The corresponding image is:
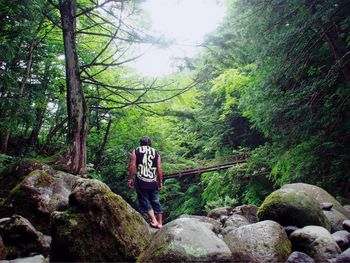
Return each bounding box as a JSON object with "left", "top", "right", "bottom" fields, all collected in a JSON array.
[{"left": 140, "top": 136, "right": 152, "bottom": 146}]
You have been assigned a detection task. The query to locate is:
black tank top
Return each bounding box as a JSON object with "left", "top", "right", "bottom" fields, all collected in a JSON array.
[{"left": 135, "top": 146, "right": 159, "bottom": 189}]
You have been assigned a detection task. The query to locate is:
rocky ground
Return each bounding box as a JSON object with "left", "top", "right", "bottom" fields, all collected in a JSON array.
[{"left": 0, "top": 159, "right": 350, "bottom": 262}]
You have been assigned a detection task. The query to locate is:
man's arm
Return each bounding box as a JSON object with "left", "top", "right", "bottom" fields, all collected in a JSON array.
[
  {"left": 157, "top": 154, "right": 163, "bottom": 190},
  {"left": 128, "top": 150, "right": 136, "bottom": 189}
]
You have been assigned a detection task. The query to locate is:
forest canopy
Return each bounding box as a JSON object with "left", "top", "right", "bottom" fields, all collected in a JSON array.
[{"left": 0, "top": 0, "right": 349, "bottom": 221}]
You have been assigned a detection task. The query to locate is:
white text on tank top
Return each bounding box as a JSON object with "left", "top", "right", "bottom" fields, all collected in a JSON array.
[{"left": 137, "top": 146, "right": 157, "bottom": 182}]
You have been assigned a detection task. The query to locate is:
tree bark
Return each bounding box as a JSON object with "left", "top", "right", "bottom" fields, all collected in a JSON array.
[
  {"left": 59, "top": 0, "right": 88, "bottom": 175},
  {"left": 29, "top": 107, "right": 47, "bottom": 147},
  {"left": 29, "top": 64, "right": 50, "bottom": 147},
  {"left": 93, "top": 117, "right": 113, "bottom": 171}
]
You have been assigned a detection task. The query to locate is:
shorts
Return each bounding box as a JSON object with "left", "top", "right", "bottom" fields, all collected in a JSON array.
[{"left": 135, "top": 185, "right": 162, "bottom": 214}]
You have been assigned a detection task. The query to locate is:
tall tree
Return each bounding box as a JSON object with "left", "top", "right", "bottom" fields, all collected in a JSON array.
[{"left": 59, "top": 0, "right": 88, "bottom": 174}]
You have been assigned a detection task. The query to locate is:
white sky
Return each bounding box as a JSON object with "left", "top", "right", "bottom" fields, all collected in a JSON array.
[{"left": 128, "top": 0, "right": 226, "bottom": 77}]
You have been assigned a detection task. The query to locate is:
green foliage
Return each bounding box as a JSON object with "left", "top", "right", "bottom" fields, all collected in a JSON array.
[
  {"left": 160, "top": 178, "right": 204, "bottom": 221},
  {"left": 204, "top": 196, "right": 237, "bottom": 213},
  {"left": 0, "top": 154, "right": 13, "bottom": 174},
  {"left": 1, "top": 0, "right": 349, "bottom": 219}
]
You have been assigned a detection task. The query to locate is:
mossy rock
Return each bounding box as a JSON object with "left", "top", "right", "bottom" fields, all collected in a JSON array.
[
  {"left": 0, "top": 169, "right": 78, "bottom": 234},
  {"left": 0, "top": 159, "right": 53, "bottom": 199},
  {"left": 290, "top": 226, "right": 341, "bottom": 262},
  {"left": 224, "top": 220, "right": 291, "bottom": 263},
  {"left": 258, "top": 188, "right": 331, "bottom": 231},
  {"left": 282, "top": 183, "right": 350, "bottom": 218},
  {"left": 137, "top": 216, "right": 232, "bottom": 262},
  {"left": 50, "top": 179, "right": 151, "bottom": 262}
]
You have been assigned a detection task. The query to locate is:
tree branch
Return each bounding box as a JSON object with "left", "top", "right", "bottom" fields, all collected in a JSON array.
[{"left": 75, "top": 0, "right": 120, "bottom": 18}]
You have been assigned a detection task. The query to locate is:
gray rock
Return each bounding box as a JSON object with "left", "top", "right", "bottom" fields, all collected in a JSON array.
[
  {"left": 0, "top": 215, "right": 50, "bottom": 260},
  {"left": 224, "top": 214, "right": 249, "bottom": 228},
  {"left": 290, "top": 225, "right": 341, "bottom": 262},
  {"left": 50, "top": 178, "right": 151, "bottom": 262},
  {"left": 322, "top": 202, "right": 334, "bottom": 210},
  {"left": 332, "top": 231, "right": 350, "bottom": 251},
  {"left": 207, "top": 207, "right": 232, "bottom": 220},
  {"left": 335, "top": 247, "right": 350, "bottom": 263},
  {"left": 282, "top": 183, "right": 350, "bottom": 218},
  {"left": 258, "top": 188, "right": 331, "bottom": 231},
  {"left": 0, "top": 159, "right": 54, "bottom": 199},
  {"left": 286, "top": 251, "right": 315, "bottom": 263},
  {"left": 1, "top": 254, "right": 46, "bottom": 263},
  {"left": 343, "top": 220, "right": 350, "bottom": 232},
  {"left": 231, "top": 204, "right": 258, "bottom": 223},
  {"left": 344, "top": 206, "right": 350, "bottom": 214},
  {"left": 224, "top": 220, "right": 291, "bottom": 263},
  {"left": 324, "top": 209, "right": 348, "bottom": 232},
  {"left": 179, "top": 215, "right": 222, "bottom": 234},
  {"left": 137, "top": 216, "right": 232, "bottom": 262},
  {"left": 0, "top": 170, "right": 78, "bottom": 234}
]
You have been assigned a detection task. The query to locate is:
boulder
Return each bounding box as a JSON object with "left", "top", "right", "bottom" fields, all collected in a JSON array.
[
  {"left": 0, "top": 170, "right": 78, "bottom": 234},
  {"left": 224, "top": 214, "right": 249, "bottom": 229},
  {"left": 0, "top": 215, "right": 50, "bottom": 260},
  {"left": 335, "top": 247, "right": 350, "bottom": 263},
  {"left": 50, "top": 178, "right": 151, "bottom": 262},
  {"left": 286, "top": 251, "right": 315, "bottom": 263},
  {"left": 0, "top": 254, "right": 46, "bottom": 263},
  {"left": 231, "top": 204, "right": 258, "bottom": 223},
  {"left": 179, "top": 215, "right": 222, "bottom": 233},
  {"left": 332, "top": 231, "right": 350, "bottom": 251},
  {"left": 207, "top": 207, "right": 232, "bottom": 220},
  {"left": 282, "top": 183, "right": 350, "bottom": 218},
  {"left": 0, "top": 159, "right": 53, "bottom": 199},
  {"left": 324, "top": 209, "right": 348, "bottom": 232},
  {"left": 290, "top": 225, "right": 341, "bottom": 262},
  {"left": 137, "top": 216, "right": 232, "bottom": 262},
  {"left": 257, "top": 188, "right": 331, "bottom": 230},
  {"left": 224, "top": 220, "right": 291, "bottom": 263}
]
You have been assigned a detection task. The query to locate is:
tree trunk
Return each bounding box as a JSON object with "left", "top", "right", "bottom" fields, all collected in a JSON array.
[
  {"left": 59, "top": 0, "right": 88, "bottom": 175},
  {"left": 93, "top": 117, "right": 113, "bottom": 171},
  {"left": 39, "top": 117, "right": 68, "bottom": 154},
  {"left": 0, "top": 131, "right": 10, "bottom": 154},
  {"left": 29, "top": 64, "right": 50, "bottom": 147},
  {"left": 29, "top": 107, "right": 47, "bottom": 147}
]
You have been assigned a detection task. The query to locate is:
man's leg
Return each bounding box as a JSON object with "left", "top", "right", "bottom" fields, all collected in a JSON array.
[
  {"left": 136, "top": 186, "right": 158, "bottom": 226},
  {"left": 149, "top": 190, "right": 162, "bottom": 228},
  {"left": 147, "top": 209, "right": 158, "bottom": 227},
  {"left": 156, "top": 213, "right": 162, "bottom": 228}
]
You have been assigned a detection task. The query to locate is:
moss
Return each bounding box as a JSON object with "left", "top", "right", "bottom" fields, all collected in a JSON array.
[
  {"left": 149, "top": 243, "right": 169, "bottom": 258},
  {"left": 275, "top": 240, "right": 291, "bottom": 257},
  {"left": 183, "top": 244, "right": 206, "bottom": 258},
  {"left": 257, "top": 191, "right": 282, "bottom": 220},
  {"left": 258, "top": 189, "right": 330, "bottom": 230},
  {"left": 33, "top": 171, "right": 52, "bottom": 188},
  {"left": 37, "top": 154, "right": 60, "bottom": 164},
  {"left": 64, "top": 207, "right": 78, "bottom": 215},
  {"left": 10, "top": 183, "right": 21, "bottom": 195}
]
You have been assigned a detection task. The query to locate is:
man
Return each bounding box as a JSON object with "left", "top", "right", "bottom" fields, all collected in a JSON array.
[{"left": 128, "top": 136, "right": 163, "bottom": 228}]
